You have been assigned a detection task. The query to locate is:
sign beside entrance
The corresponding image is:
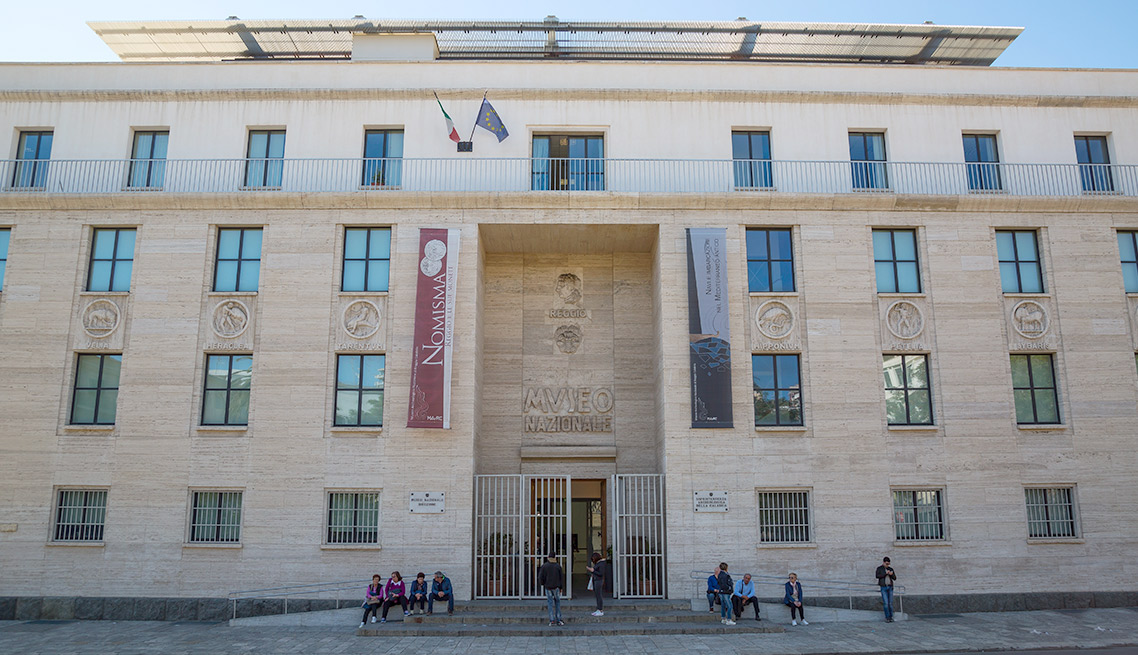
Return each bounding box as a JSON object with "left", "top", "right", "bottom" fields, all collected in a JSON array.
[
  {"left": 686, "top": 228, "right": 734, "bottom": 428},
  {"left": 407, "top": 228, "right": 461, "bottom": 429},
  {"left": 693, "top": 490, "right": 729, "bottom": 512},
  {"left": 409, "top": 491, "right": 446, "bottom": 513}
]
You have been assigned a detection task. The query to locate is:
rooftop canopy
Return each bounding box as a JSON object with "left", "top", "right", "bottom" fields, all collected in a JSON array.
[{"left": 88, "top": 18, "right": 1023, "bottom": 65}]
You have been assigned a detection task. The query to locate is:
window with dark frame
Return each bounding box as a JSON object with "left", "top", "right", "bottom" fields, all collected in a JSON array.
[
  {"left": 756, "top": 490, "right": 811, "bottom": 543},
  {"left": 335, "top": 354, "right": 385, "bottom": 427},
  {"left": 326, "top": 491, "right": 380, "bottom": 544},
  {"left": 189, "top": 491, "right": 243, "bottom": 543},
  {"left": 1025, "top": 487, "right": 1077, "bottom": 538},
  {"left": 1074, "top": 135, "right": 1113, "bottom": 193},
  {"left": 362, "top": 130, "right": 404, "bottom": 187},
  {"left": 848, "top": 132, "right": 888, "bottom": 190},
  {"left": 872, "top": 229, "right": 921, "bottom": 293},
  {"left": 531, "top": 134, "right": 604, "bottom": 190},
  {"left": 1010, "top": 354, "right": 1060, "bottom": 424},
  {"left": 732, "top": 131, "right": 773, "bottom": 189},
  {"left": 1117, "top": 231, "right": 1138, "bottom": 293},
  {"left": 213, "top": 228, "right": 262, "bottom": 292},
  {"left": 996, "top": 230, "right": 1044, "bottom": 293},
  {"left": 87, "top": 228, "right": 136, "bottom": 292},
  {"left": 128, "top": 131, "right": 169, "bottom": 189},
  {"left": 53, "top": 489, "right": 108, "bottom": 542},
  {"left": 745, "top": 228, "right": 795, "bottom": 292},
  {"left": 752, "top": 354, "right": 802, "bottom": 426},
  {"left": 0, "top": 228, "right": 9, "bottom": 291},
  {"left": 70, "top": 354, "right": 122, "bottom": 425},
  {"left": 12, "top": 130, "right": 53, "bottom": 188},
  {"left": 892, "top": 489, "right": 945, "bottom": 541},
  {"left": 341, "top": 228, "right": 391, "bottom": 292},
  {"left": 883, "top": 354, "right": 933, "bottom": 425},
  {"left": 244, "top": 130, "right": 285, "bottom": 188},
  {"left": 202, "top": 354, "right": 252, "bottom": 426},
  {"left": 962, "top": 133, "right": 1002, "bottom": 191}
]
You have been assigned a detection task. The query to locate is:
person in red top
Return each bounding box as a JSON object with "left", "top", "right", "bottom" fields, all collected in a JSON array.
[{"left": 380, "top": 571, "right": 409, "bottom": 623}]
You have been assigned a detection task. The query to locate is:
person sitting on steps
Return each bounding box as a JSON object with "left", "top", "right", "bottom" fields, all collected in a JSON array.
[
  {"left": 733, "top": 573, "right": 761, "bottom": 621},
  {"left": 409, "top": 572, "right": 429, "bottom": 615},
  {"left": 784, "top": 572, "right": 808, "bottom": 626},
  {"left": 380, "top": 571, "right": 409, "bottom": 623},
  {"left": 360, "top": 574, "right": 383, "bottom": 628},
  {"left": 427, "top": 571, "right": 454, "bottom": 615}
]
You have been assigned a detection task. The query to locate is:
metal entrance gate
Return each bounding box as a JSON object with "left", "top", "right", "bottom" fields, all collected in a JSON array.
[{"left": 610, "top": 474, "right": 666, "bottom": 598}]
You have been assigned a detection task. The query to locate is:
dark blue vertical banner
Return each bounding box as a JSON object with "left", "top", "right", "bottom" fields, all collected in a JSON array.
[{"left": 686, "top": 228, "right": 733, "bottom": 428}]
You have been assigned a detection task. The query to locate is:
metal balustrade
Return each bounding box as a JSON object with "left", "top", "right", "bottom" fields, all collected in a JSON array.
[{"left": 1, "top": 157, "right": 1133, "bottom": 197}]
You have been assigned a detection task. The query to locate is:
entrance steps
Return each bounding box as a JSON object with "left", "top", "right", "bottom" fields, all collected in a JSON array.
[{"left": 689, "top": 598, "right": 907, "bottom": 623}]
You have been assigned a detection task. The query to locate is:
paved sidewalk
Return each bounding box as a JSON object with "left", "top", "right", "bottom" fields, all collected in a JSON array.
[{"left": 1, "top": 607, "right": 1136, "bottom": 654}]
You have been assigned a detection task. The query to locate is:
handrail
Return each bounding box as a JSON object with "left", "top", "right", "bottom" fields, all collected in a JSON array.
[
  {"left": 227, "top": 579, "right": 371, "bottom": 621},
  {"left": 690, "top": 570, "right": 905, "bottom": 614}
]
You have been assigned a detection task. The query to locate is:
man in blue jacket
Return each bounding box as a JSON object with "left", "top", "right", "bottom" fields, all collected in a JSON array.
[
  {"left": 733, "top": 573, "right": 761, "bottom": 621},
  {"left": 427, "top": 571, "right": 454, "bottom": 615},
  {"left": 706, "top": 572, "right": 720, "bottom": 612}
]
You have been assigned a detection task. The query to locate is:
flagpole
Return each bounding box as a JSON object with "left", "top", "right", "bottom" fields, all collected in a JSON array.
[{"left": 468, "top": 91, "right": 486, "bottom": 142}]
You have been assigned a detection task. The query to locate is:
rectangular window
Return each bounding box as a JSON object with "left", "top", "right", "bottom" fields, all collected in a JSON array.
[
  {"left": 335, "top": 354, "right": 385, "bottom": 426},
  {"left": 12, "top": 130, "right": 53, "bottom": 188},
  {"left": 757, "top": 490, "right": 811, "bottom": 543},
  {"left": 53, "top": 489, "right": 108, "bottom": 542},
  {"left": 996, "top": 230, "right": 1044, "bottom": 293},
  {"left": 1025, "top": 487, "right": 1077, "bottom": 538},
  {"left": 128, "top": 130, "right": 169, "bottom": 189},
  {"left": 0, "top": 228, "right": 9, "bottom": 290},
  {"left": 745, "top": 228, "right": 795, "bottom": 292},
  {"left": 849, "top": 132, "right": 888, "bottom": 190},
  {"left": 341, "top": 228, "right": 391, "bottom": 292},
  {"left": 732, "top": 131, "right": 773, "bottom": 189},
  {"left": 244, "top": 130, "right": 285, "bottom": 188},
  {"left": 86, "top": 228, "right": 136, "bottom": 292},
  {"left": 752, "top": 354, "right": 802, "bottom": 426},
  {"left": 326, "top": 491, "right": 380, "bottom": 544},
  {"left": 213, "top": 228, "right": 262, "bottom": 292},
  {"left": 962, "top": 134, "right": 1002, "bottom": 191},
  {"left": 189, "top": 491, "right": 243, "bottom": 543},
  {"left": 1011, "top": 354, "right": 1059, "bottom": 424},
  {"left": 883, "top": 354, "right": 933, "bottom": 425},
  {"left": 1074, "top": 135, "right": 1113, "bottom": 193},
  {"left": 872, "top": 229, "right": 921, "bottom": 293},
  {"left": 532, "top": 134, "right": 604, "bottom": 191},
  {"left": 202, "top": 354, "right": 252, "bottom": 426},
  {"left": 892, "top": 489, "right": 945, "bottom": 541},
  {"left": 1118, "top": 231, "right": 1138, "bottom": 293},
  {"left": 70, "top": 354, "right": 121, "bottom": 425},
  {"left": 362, "top": 130, "right": 404, "bottom": 187}
]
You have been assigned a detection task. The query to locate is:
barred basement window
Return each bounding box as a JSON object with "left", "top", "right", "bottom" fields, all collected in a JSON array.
[
  {"left": 1025, "top": 487, "right": 1078, "bottom": 538},
  {"left": 326, "top": 491, "right": 380, "bottom": 545},
  {"left": 53, "top": 489, "right": 107, "bottom": 542},
  {"left": 892, "top": 489, "right": 945, "bottom": 541},
  {"left": 756, "top": 490, "right": 811, "bottom": 543},
  {"left": 189, "top": 491, "right": 243, "bottom": 543}
]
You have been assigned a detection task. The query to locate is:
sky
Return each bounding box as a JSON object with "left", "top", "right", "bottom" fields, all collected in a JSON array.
[{"left": 2, "top": 0, "right": 1136, "bottom": 68}]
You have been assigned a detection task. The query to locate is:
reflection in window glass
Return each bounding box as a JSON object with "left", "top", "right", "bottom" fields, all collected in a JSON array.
[
  {"left": 335, "top": 354, "right": 385, "bottom": 426},
  {"left": 745, "top": 228, "right": 795, "bottom": 293},
  {"left": 202, "top": 354, "right": 252, "bottom": 426},
  {"left": 752, "top": 354, "right": 802, "bottom": 426},
  {"left": 71, "top": 354, "right": 121, "bottom": 425},
  {"left": 883, "top": 354, "right": 932, "bottom": 425},
  {"left": 732, "top": 131, "right": 773, "bottom": 189},
  {"left": 1010, "top": 354, "right": 1059, "bottom": 424}
]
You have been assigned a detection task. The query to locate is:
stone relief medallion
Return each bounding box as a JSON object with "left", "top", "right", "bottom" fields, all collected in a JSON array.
[
  {"left": 885, "top": 300, "right": 925, "bottom": 340},
  {"left": 420, "top": 239, "right": 446, "bottom": 276},
  {"left": 342, "top": 299, "right": 382, "bottom": 340},
  {"left": 555, "top": 324, "right": 582, "bottom": 354},
  {"left": 211, "top": 299, "right": 250, "bottom": 338},
  {"left": 81, "top": 299, "right": 120, "bottom": 338},
  {"left": 1012, "top": 300, "right": 1050, "bottom": 339},
  {"left": 555, "top": 273, "right": 582, "bottom": 305},
  {"left": 754, "top": 300, "right": 795, "bottom": 340}
]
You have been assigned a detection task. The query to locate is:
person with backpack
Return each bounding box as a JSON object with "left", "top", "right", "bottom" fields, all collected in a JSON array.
[{"left": 715, "top": 562, "right": 736, "bottom": 626}]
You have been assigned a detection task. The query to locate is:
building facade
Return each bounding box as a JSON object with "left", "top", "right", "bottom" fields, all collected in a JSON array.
[{"left": 1, "top": 19, "right": 1137, "bottom": 615}]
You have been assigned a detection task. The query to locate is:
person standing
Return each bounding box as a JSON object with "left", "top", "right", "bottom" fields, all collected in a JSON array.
[
  {"left": 537, "top": 552, "right": 565, "bottom": 626},
  {"left": 586, "top": 552, "right": 607, "bottom": 616},
  {"left": 875, "top": 557, "right": 897, "bottom": 622},
  {"left": 716, "top": 562, "right": 735, "bottom": 626},
  {"left": 784, "top": 572, "right": 808, "bottom": 626},
  {"left": 733, "top": 573, "right": 761, "bottom": 621}
]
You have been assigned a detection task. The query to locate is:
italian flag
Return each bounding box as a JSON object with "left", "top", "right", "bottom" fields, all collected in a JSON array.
[{"left": 435, "top": 95, "right": 461, "bottom": 143}]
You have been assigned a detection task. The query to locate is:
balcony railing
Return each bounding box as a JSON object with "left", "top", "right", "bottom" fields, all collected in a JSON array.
[{"left": 1, "top": 157, "right": 1134, "bottom": 197}]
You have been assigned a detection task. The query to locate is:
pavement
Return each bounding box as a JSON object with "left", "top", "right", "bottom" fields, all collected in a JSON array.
[{"left": 1, "top": 606, "right": 1136, "bottom": 654}]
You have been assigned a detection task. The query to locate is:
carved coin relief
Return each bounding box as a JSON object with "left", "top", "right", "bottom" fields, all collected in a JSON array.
[
  {"left": 754, "top": 300, "right": 795, "bottom": 340},
  {"left": 81, "top": 299, "right": 120, "bottom": 338},
  {"left": 342, "top": 300, "right": 382, "bottom": 340},
  {"left": 885, "top": 300, "right": 925, "bottom": 340},
  {"left": 555, "top": 324, "right": 582, "bottom": 354},
  {"left": 1011, "top": 300, "right": 1049, "bottom": 339},
  {"left": 211, "top": 299, "right": 250, "bottom": 338}
]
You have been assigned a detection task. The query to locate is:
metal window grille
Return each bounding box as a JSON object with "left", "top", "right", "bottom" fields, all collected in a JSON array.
[
  {"left": 190, "top": 491, "right": 243, "bottom": 543},
  {"left": 745, "top": 228, "right": 795, "bottom": 292},
  {"left": 341, "top": 227, "right": 392, "bottom": 292},
  {"left": 86, "top": 228, "right": 136, "bottom": 292},
  {"left": 996, "top": 230, "right": 1044, "bottom": 293},
  {"left": 326, "top": 492, "right": 380, "bottom": 544},
  {"left": 53, "top": 489, "right": 107, "bottom": 542},
  {"left": 883, "top": 354, "right": 933, "bottom": 426},
  {"left": 70, "top": 353, "right": 122, "bottom": 425},
  {"left": 212, "top": 227, "right": 262, "bottom": 292},
  {"left": 872, "top": 229, "right": 921, "bottom": 293},
  {"left": 756, "top": 490, "right": 811, "bottom": 543},
  {"left": 1025, "top": 487, "right": 1077, "bottom": 538},
  {"left": 752, "top": 354, "right": 803, "bottom": 426},
  {"left": 1010, "top": 354, "right": 1060, "bottom": 425},
  {"left": 892, "top": 489, "right": 945, "bottom": 540}
]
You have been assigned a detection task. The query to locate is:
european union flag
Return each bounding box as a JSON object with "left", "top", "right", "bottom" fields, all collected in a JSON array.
[{"left": 476, "top": 97, "right": 509, "bottom": 142}]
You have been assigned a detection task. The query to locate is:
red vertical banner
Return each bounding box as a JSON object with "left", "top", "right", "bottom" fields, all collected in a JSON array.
[{"left": 407, "top": 228, "right": 461, "bottom": 429}]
